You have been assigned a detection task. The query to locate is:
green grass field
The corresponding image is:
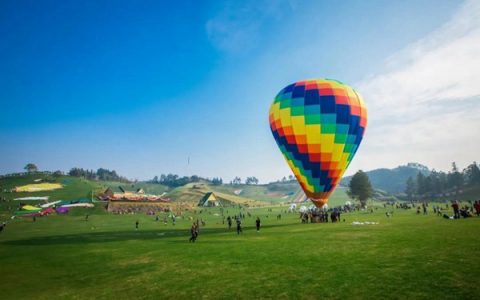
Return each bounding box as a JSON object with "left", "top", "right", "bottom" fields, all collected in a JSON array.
[
  {"left": 1, "top": 175, "right": 479, "bottom": 299},
  {"left": 1, "top": 204, "right": 479, "bottom": 300}
]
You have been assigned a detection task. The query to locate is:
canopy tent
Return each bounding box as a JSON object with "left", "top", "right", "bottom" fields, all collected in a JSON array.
[{"left": 198, "top": 192, "right": 220, "bottom": 207}]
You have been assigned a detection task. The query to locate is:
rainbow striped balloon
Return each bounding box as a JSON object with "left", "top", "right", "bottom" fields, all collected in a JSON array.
[{"left": 269, "top": 79, "right": 367, "bottom": 208}]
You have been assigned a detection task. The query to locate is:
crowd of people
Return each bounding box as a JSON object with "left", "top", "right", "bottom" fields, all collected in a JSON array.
[
  {"left": 445, "top": 200, "right": 477, "bottom": 219},
  {"left": 300, "top": 209, "right": 343, "bottom": 223},
  {"left": 108, "top": 203, "right": 172, "bottom": 215},
  {"left": 405, "top": 200, "right": 480, "bottom": 219}
]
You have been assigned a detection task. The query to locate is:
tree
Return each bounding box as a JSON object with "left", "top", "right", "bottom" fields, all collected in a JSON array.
[
  {"left": 405, "top": 176, "right": 416, "bottom": 201},
  {"left": 464, "top": 162, "right": 480, "bottom": 186},
  {"left": 211, "top": 177, "right": 223, "bottom": 185},
  {"left": 348, "top": 170, "right": 373, "bottom": 208},
  {"left": 416, "top": 172, "right": 426, "bottom": 197},
  {"left": 232, "top": 177, "right": 242, "bottom": 185},
  {"left": 448, "top": 162, "right": 463, "bottom": 191},
  {"left": 24, "top": 163, "right": 38, "bottom": 173},
  {"left": 245, "top": 176, "right": 259, "bottom": 185},
  {"left": 53, "top": 170, "right": 63, "bottom": 177},
  {"left": 431, "top": 171, "right": 448, "bottom": 195},
  {"left": 68, "top": 167, "right": 128, "bottom": 183}
]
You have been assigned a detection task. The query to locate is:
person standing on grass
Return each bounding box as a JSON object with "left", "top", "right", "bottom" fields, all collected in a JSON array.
[
  {"left": 236, "top": 217, "right": 242, "bottom": 235},
  {"left": 135, "top": 220, "right": 139, "bottom": 230},
  {"left": 227, "top": 216, "right": 232, "bottom": 230},
  {"left": 255, "top": 217, "right": 261, "bottom": 232},
  {"left": 474, "top": 200, "right": 480, "bottom": 216},
  {"left": 189, "top": 222, "right": 198, "bottom": 243},
  {"left": 422, "top": 203, "right": 427, "bottom": 215},
  {"left": 452, "top": 201, "right": 460, "bottom": 219},
  {"left": 85, "top": 214, "right": 89, "bottom": 221}
]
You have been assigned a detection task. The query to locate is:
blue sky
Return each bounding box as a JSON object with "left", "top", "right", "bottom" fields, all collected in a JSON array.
[{"left": 1, "top": 0, "right": 478, "bottom": 182}]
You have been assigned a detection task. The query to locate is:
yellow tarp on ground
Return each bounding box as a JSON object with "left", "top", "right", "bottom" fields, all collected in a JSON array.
[
  {"left": 14, "top": 183, "right": 63, "bottom": 192},
  {"left": 22, "top": 205, "right": 41, "bottom": 211}
]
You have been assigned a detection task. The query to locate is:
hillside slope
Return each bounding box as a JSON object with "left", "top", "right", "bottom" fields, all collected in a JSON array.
[
  {"left": 167, "top": 183, "right": 265, "bottom": 207},
  {"left": 341, "top": 163, "right": 430, "bottom": 194}
]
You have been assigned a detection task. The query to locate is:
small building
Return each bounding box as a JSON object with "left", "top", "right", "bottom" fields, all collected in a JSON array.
[{"left": 198, "top": 192, "right": 219, "bottom": 207}]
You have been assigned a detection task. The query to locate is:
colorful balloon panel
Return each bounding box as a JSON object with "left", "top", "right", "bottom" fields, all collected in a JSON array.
[{"left": 269, "top": 79, "right": 367, "bottom": 208}]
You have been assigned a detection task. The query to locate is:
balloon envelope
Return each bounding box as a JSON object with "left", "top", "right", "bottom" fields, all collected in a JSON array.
[{"left": 269, "top": 79, "right": 367, "bottom": 208}]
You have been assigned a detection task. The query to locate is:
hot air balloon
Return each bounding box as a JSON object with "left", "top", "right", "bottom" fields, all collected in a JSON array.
[{"left": 269, "top": 78, "right": 367, "bottom": 208}]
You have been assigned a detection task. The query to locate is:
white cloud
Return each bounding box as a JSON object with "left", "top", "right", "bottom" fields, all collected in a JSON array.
[{"left": 350, "top": 0, "right": 480, "bottom": 173}]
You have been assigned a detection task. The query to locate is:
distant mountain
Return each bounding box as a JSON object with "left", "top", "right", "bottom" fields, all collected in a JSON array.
[{"left": 341, "top": 163, "right": 430, "bottom": 194}]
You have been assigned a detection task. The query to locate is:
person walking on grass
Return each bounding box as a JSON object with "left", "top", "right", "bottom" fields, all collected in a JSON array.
[
  {"left": 189, "top": 222, "right": 198, "bottom": 243},
  {"left": 255, "top": 217, "right": 261, "bottom": 232},
  {"left": 227, "top": 216, "right": 232, "bottom": 230},
  {"left": 85, "top": 214, "right": 89, "bottom": 221},
  {"left": 135, "top": 220, "right": 139, "bottom": 230},
  {"left": 236, "top": 217, "right": 242, "bottom": 235}
]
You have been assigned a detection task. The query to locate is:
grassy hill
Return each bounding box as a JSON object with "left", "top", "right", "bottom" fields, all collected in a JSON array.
[
  {"left": 167, "top": 183, "right": 265, "bottom": 207},
  {"left": 0, "top": 173, "right": 103, "bottom": 201},
  {"left": 210, "top": 182, "right": 353, "bottom": 207},
  {"left": 0, "top": 174, "right": 350, "bottom": 211},
  {"left": 0, "top": 174, "right": 106, "bottom": 219}
]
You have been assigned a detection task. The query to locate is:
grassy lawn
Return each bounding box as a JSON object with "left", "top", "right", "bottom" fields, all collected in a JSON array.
[{"left": 0, "top": 205, "right": 479, "bottom": 299}]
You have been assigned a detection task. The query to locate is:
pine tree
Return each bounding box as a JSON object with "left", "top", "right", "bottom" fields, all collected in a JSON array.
[
  {"left": 405, "top": 177, "right": 416, "bottom": 201},
  {"left": 348, "top": 170, "right": 373, "bottom": 208},
  {"left": 416, "top": 172, "right": 426, "bottom": 197}
]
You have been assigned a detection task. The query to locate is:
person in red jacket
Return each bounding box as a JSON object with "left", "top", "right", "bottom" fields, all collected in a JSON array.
[
  {"left": 474, "top": 200, "right": 480, "bottom": 216},
  {"left": 451, "top": 201, "right": 460, "bottom": 219}
]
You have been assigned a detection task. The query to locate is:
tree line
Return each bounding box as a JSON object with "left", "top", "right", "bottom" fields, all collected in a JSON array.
[
  {"left": 405, "top": 162, "right": 480, "bottom": 200},
  {"left": 150, "top": 174, "right": 264, "bottom": 187},
  {"left": 68, "top": 167, "right": 130, "bottom": 183},
  {"left": 230, "top": 176, "right": 259, "bottom": 185},
  {"left": 150, "top": 174, "right": 223, "bottom": 187}
]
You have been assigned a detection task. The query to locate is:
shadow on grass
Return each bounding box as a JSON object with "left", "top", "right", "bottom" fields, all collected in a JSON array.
[{"left": 0, "top": 223, "right": 301, "bottom": 246}]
